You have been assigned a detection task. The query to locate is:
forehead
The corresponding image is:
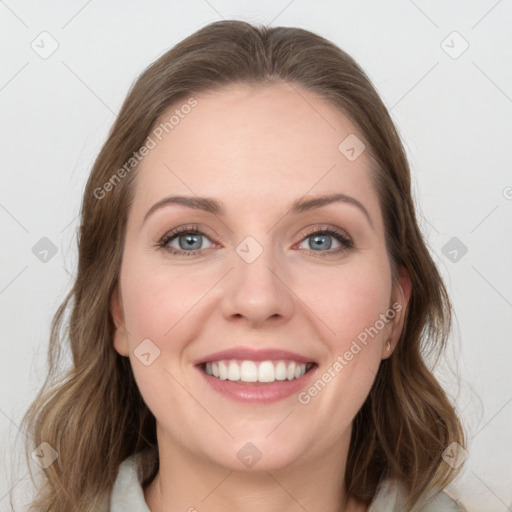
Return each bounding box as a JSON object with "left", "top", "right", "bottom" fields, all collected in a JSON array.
[{"left": 130, "top": 81, "right": 381, "bottom": 226}]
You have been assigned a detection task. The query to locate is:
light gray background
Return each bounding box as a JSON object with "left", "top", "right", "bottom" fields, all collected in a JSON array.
[{"left": 1, "top": 1, "right": 511, "bottom": 511}]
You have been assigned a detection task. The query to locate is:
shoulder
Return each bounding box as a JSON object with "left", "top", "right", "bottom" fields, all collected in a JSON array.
[
  {"left": 110, "top": 452, "right": 153, "bottom": 512},
  {"left": 368, "top": 479, "right": 467, "bottom": 512}
]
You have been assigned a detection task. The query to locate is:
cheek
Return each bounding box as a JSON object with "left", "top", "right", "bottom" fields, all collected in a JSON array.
[
  {"left": 118, "top": 258, "right": 204, "bottom": 427},
  {"left": 120, "top": 255, "right": 213, "bottom": 348},
  {"left": 295, "top": 260, "right": 392, "bottom": 432},
  {"left": 118, "top": 254, "right": 223, "bottom": 405},
  {"left": 299, "top": 254, "right": 393, "bottom": 350}
]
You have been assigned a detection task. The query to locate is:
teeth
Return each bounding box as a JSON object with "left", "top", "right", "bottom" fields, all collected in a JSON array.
[
  {"left": 228, "top": 361, "right": 240, "bottom": 381},
  {"left": 258, "top": 361, "right": 275, "bottom": 382},
  {"left": 275, "top": 361, "right": 287, "bottom": 381},
  {"left": 287, "top": 362, "right": 296, "bottom": 380},
  {"left": 204, "top": 360, "right": 309, "bottom": 383},
  {"left": 219, "top": 361, "right": 228, "bottom": 380},
  {"left": 240, "top": 360, "right": 258, "bottom": 382}
]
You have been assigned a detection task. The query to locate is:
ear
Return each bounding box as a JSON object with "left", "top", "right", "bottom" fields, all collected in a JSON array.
[
  {"left": 110, "top": 286, "right": 129, "bottom": 357},
  {"left": 381, "top": 268, "right": 412, "bottom": 359}
]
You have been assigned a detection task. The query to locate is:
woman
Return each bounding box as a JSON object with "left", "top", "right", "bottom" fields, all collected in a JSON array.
[{"left": 20, "top": 20, "right": 467, "bottom": 512}]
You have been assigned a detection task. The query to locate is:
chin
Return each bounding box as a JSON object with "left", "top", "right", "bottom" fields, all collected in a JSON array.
[{"left": 200, "top": 435, "right": 308, "bottom": 473}]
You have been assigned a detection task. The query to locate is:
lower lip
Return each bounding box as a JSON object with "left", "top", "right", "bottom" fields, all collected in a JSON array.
[{"left": 197, "top": 365, "right": 317, "bottom": 403}]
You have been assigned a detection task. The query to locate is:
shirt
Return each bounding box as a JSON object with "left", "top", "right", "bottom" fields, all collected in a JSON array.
[{"left": 110, "top": 452, "right": 467, "bottom": 511}]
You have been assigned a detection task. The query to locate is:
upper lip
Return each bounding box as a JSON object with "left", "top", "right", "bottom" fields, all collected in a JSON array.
[{"left": 194, "top": 347, "right": 316, "bottom": 365}]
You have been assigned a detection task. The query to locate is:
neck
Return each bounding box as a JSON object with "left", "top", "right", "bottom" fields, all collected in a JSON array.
[{"left": 143, "top": 426, "right": 367, "bottom": 512}]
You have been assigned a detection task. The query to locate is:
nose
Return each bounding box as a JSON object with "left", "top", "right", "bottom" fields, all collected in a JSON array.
[{"left": 220, "top": 241, "right": 295, "bottom": 328}]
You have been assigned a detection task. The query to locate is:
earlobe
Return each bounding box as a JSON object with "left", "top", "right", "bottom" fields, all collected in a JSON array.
[
  {"left": 110, "top": 286, "right": 129, "bottom": 357},
  {"left": 381, "top": 338, "right": 393, "bottom": 359}
]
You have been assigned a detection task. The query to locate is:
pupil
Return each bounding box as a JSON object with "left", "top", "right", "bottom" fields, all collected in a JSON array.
[
  {"left": 180, "top": 234, "right": 201, "bottom": 250},
  {"left": 311, "top": 234, "right": 331, "bottom": 250}
]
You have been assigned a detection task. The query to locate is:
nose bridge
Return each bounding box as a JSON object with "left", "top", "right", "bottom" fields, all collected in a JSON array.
[{"left": 221, "top": 234, "right": 294, "bottom": 325}]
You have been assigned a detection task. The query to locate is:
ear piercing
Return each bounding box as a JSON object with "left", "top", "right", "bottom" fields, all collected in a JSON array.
[{"left": 386, "top": 340, "right": 391, "bottom": 351}]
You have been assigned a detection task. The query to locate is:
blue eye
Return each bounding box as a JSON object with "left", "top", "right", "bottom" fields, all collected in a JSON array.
[
  {"left": 158, "top": 225, "right": 353, "bottom": 257},
  {"left": 159, "top": 227, "right": 214, "bottom": 255},
  {"left": 298, "top": 228, "right": 353, "bottom": 255}
]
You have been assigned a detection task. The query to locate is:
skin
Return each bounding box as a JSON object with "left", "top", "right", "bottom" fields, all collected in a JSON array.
[{"left": 111, "top": 81, "right": 411, "bottom": 512}]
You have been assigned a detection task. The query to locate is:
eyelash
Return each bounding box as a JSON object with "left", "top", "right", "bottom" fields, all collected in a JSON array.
[{"left": 157, "top": 224, "right": 354, "bottom": 258}]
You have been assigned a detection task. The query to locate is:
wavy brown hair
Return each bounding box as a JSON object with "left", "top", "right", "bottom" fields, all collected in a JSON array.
[{"left": 17, "top": 19, "right": 465, "bottom": 512}]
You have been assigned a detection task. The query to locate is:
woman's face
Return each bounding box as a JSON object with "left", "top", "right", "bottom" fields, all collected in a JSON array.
[{"left": 111, "top": 82, "right": 409, "bottom": 471}]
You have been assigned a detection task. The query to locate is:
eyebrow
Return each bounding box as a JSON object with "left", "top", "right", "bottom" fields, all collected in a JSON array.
[{"left": 143, "top": 193, "right": 373, "bottom": 228}]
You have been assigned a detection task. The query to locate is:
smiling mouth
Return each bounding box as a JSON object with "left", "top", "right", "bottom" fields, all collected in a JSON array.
[{"left": 199, "top": 360, "right": 317, "bottom": 384}]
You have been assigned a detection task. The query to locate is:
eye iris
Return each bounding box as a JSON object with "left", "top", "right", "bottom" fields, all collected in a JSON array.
[
  {"left": 310, "top": 234, "right": 332, "bottom": 250},
  {"left": 179, "top": 233, "right": 202, "bottom": 250}
]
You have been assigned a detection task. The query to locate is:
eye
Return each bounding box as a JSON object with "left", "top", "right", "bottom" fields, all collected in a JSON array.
[
  {"left": 157, "top": 225, "right": 353, "bottom": 258},
  {"left": 297, "top": 227, "right": 353, "bottom": 256},
  {"left": 158, "top": 225, "right": 215, "bottom": 256}
]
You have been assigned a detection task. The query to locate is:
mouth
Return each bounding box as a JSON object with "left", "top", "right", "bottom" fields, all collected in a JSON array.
[
  {"left": 194, "top": 347, "right": 318, "bottom": 402},
  {"left": 200, "top": 359, "right": 316, "bottom": 384}
]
